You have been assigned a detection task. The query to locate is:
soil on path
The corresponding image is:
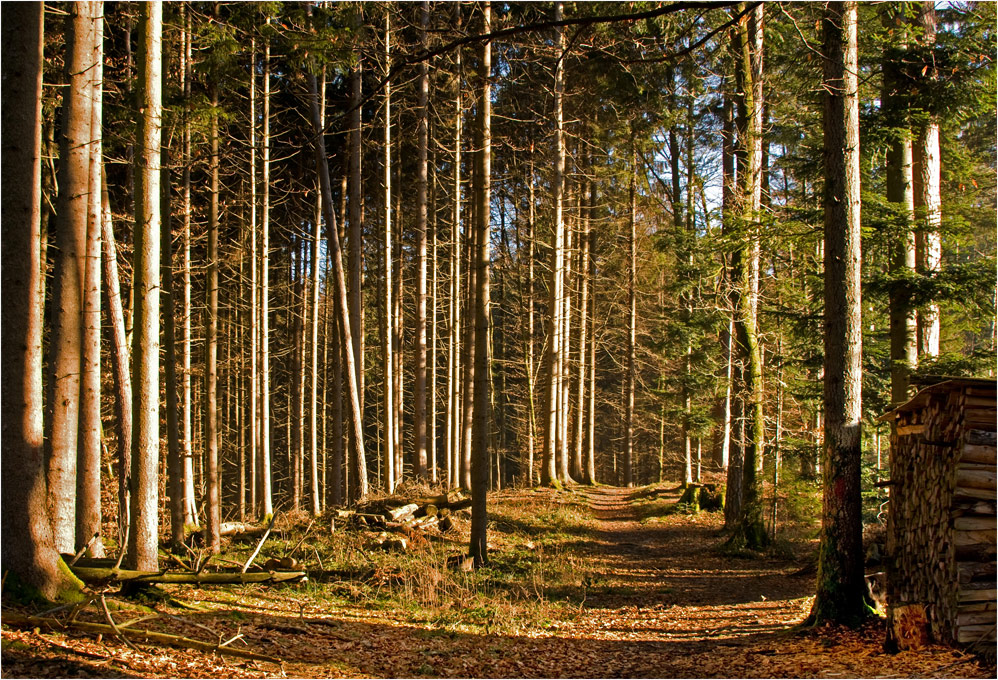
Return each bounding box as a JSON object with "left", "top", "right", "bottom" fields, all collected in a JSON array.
[{"left": 2, "top": 484, "right": 992, "bottom": 678}]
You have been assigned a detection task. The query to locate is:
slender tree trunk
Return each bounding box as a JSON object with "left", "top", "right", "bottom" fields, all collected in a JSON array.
[
  {"left": 470, "top": 1, "right": 492, "bottom": 567},
  {"left": 181, "top": 7, "right": 197, "bottom": 527},
  {"left": 2, "top": 0, "right": 83, "bottom": 601},
  {"left": 308, "top": 70, "right": 368, "bottom": 503},
  {"left": 414, "top": 0, "right": 431, "bottom": 479},
  {"left": 573, "top": 155, "right": 591, "bottom": 483},
  {"left": 248, "top": 38, "right": 259, "bottom": 517},
  {"left": 203, "top": 61, "right": 221, "bottom": 553},
  {"left": 163, "top": 134, "right": 185, "bottom": 548},
  {"left": 810, "top": 0, "right": 868, "bottom": 626},
  {"left": 914, "top": 1, "right": 941, "bottom": 358},
  {"left": 559, "top": 185, "right": 574, "bottom": 484},
  {"left": 101, "top": 183, "right": 133, "bottom": 546},
  {"left": 309, "top": 71, "right": 325, "bottom": 517},
  {"left": 382, "top": 12, "right": 395, "bottom": 493},
  {"left": 585, "top": 178, "right": 597, "bottom": 485},
  {"left": 46, "top": 0, "right": 101, "bottom": 555},
  {"left": 882, "top": 5, "right": 917, "bottom": 404},
  {"left": 526, "top": 148, "right": 537, "bottom": 486},
  {"left": 624, "top": 143, "right": 636, "bottom": 489},
  {"left": 541, "top": 1, "right": 566, "bottom": 488},
  {"left": 77, "top": 12, "right": 105, "bottom": 558},
  {"left": 348, "top": 7, "right": 366, "bottom": 500},
  {"left": 260, "top": 25, "right": 274, "bottom": 517},
  {"left": 128, "top": 1, "right": 162, "bottom": 571},
  {"left": 448, "top": 16, "right": 463, "bottom": 490}
]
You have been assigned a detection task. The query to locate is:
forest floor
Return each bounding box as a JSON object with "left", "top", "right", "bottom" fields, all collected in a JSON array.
[{"left": 2, "top": 482, "right": 994, "bottom": 678}]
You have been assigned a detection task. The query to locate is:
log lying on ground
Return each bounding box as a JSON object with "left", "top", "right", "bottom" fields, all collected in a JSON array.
[
  {"left": 2, "top": 613, "right": 279, "bottom": 663},
  {"left": 70, "top": 566, "right": 306, "bottom": 585}
]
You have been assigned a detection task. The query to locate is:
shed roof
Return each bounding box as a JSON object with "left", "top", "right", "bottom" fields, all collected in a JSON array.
[{"left": 877, "top": 377, "right": 996, "bottom": 423}]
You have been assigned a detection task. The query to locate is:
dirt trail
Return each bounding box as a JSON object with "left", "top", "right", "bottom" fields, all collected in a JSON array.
[{"left": 2, "top": 485, "right": 991, "bottom": 678}]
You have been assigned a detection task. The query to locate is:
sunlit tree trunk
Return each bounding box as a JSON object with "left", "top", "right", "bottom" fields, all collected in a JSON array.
[
  {"left": 382, "top": 11, "right": 396, "bottom": 493},
  {"left": 470, "top": 0, "right": 492, "bottom": 567},
  {"left": 248, "top": 38, "right": 259, "bottom": 516},
  {"left": 181, "top": 6, "right": 197, "bottom": 527},
  {"left": 541, "top": 1, "right": 566, "bottom": 488},
  {"left": 260, "top": 23, "right": 274, "bottom": 517},
  {"left": 128, "top": 0, "right": 162, "bottom": 571},
  {"left": 1, "top": 0, "right": 83, "bottom": 601},
  {"left": 348, "top": 6, "right": 366, "bottom": 500},
  {"left": 914, "top": 1, "right": 941, "bottom": 358},
  {"left": 46, "top": 0, "right": 101, "bottom": 555},
  {"left": 448, "top": 13, "right": 463, "bottom": 489},
  {"left": 414, "top": 0, "right": 431, "bottom": 479},
  {"left": 624, "top": 143, "right": 636, "bottom": 489},
  {"left": 810, "top": 0, "right": 869, "bottom": 626},
  {"left": 77, "top": 9, "right": 104, "bottom": 558}
]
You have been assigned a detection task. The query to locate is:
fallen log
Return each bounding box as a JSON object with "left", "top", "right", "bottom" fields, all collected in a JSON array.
[
  {"left": 1, "top": 613, "right": 279, "bottom": 663},
  {"left": 70, "top": 566, "right": 306, "bottom": 585},
  {"left": 388, "top": 503, "right": 419, "bottom": 522}
]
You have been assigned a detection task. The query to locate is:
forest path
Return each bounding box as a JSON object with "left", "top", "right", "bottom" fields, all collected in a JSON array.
[{"left": 2, "top": 484, "right": 990, "bottom": 678}]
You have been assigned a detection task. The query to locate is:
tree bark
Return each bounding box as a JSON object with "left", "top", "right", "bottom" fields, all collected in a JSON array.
[
  {"left": 128, "top": 0, "right": 162, "bottom": 572},
  {"left": 470, "top": 1, "right": 492, "bottom": 567},
  {"left": 77, "top": 9, "right": 105, "bottom": 558},
  {"left": 414, "top": 0, "right": 431, "bottom": 479},
  {"left": 882, "top": 4, "right": 917, "bottom": 404},
  {"left": 382, "top": 11, "right": 396, "bottom": 493},
  {"left": 1, "top": 0, "right": 83, "bottom": 602},
  {"left": 810, "top": 0, "right": 869, "bottom": 627},
  {"left": 541, "top": 1, "right": 566, "bottom": 488},
  {"left": 625, "top": 143, "right": 636, "bottom": 489},
  {"left": 46, "top": 0, "right": 101, "bottom": 555},
  {"left": 348, "top": 6, "right": 366, "bottom": 500},
  {"left": 260, "top": 23, "right": 274, "bottom": 517}
]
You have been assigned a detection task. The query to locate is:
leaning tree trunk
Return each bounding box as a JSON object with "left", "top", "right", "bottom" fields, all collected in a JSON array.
[
  {"left": 128, "top": 1, "right": 162, "bottom": 572},
  {"left": 809, "top": 0, "right": 869, "bottom": 627},
  {"left": 1, "top": 0, "right": 83, "bottom": 602}
]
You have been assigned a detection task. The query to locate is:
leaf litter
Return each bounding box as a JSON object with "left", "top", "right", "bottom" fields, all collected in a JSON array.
[{"left": 3, "top": 483, "right": 993, "bottom": 678}]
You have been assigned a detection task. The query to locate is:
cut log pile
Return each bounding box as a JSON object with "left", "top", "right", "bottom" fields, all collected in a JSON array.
[
  {"left": 882, "top": 379, "right": 996, "bottom": 649},
  {"left": 331, "top": 491, "right": 470, "bottom": 551}
]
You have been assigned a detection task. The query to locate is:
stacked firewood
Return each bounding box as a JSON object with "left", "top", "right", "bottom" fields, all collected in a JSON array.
[{"left": 884, "top": 380, "right": 996, "bottom": 649}]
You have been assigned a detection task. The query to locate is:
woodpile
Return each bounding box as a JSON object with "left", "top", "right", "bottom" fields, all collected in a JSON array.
[
  {"left": 881, "top": 378, "right": 996, "bottom": 649},
  {"left": 331, "top": 490, "right": 470, "bottom": 551}
]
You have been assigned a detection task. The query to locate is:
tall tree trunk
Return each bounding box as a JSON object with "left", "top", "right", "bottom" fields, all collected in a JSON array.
[
  {"left": 310, "top": 70, "right": 325, "bottom": 517},
  {"left": 248, "top": 38, "right": 259, "bottom": 517},
  {"left": 585, "top": 176, "right": 597, "bottom": 485},
  {"left": 541, "top": 1, "right": 566, "bottom": 488},
  {"left": 448, "top": 14, "right": 463, "bottom": 490},
  {"left": 414, "top": 0, "right": 431, "bottom": 479},
  {"left": 382, "top": 11, "right": 395, "bottom": 493},
  {"left": 101, "top": 183, "right": 133, "bottom": 547},
  {"left": 624, "top": 143, "right": 636, "bottom": 489},
  {"left": 914, "top": 1, "right": 941, "bottom": 358},
  {"left": 525, "top": 147, "right": 538, "bottom": 486},
  {"left": 260, "top": 24, "right": 274, "bottom": 517},
  {"left": 882, "top": 4, "right": 917, "bottom": 404},
  {"left": 810, "top": 0, "right": 869, "bottom": 626},
  {"left": 128, "top": 0, "right": 162, "bottom": 571},
  {"left": 163, "top": 136, "right": 185, "bottom": 548},
  {"left": 308, "top": 70, "right": 368, "bottom": 503},
  {"left": 728, "top": 3, "right": 767, "bottom": 549},
  {"left": 77, "top": 11, "right": 105, "bottom": 558},
  {"left": 181, "top": 6, "right": 197, "bottom": 528},
  {"left": 46, "top": 0, "right": 101, "bottom": 555},
  {"left": 1, "top": 0, "right": 83, "bottom": 601},
  {"left": 573, "top": 152, "right": 591, "bottom": 483},
  {"left": 348, "top": 7, "right": 366, "bottom": 500},
  {"left": 470, "top": 1, "right": 492, "bottom": 567},
  {"left": 203, "top": 59, "right": 221, "bottom": 553}
]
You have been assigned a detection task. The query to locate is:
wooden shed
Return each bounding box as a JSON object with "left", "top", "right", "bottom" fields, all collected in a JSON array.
[{"left": 879, "top": 377, "right": 996, "bottom": 649}]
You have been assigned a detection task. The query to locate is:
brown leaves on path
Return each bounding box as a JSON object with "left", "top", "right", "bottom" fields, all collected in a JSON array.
[{"left": 2, "top": 484, "right": 993, "bottom": 678}]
